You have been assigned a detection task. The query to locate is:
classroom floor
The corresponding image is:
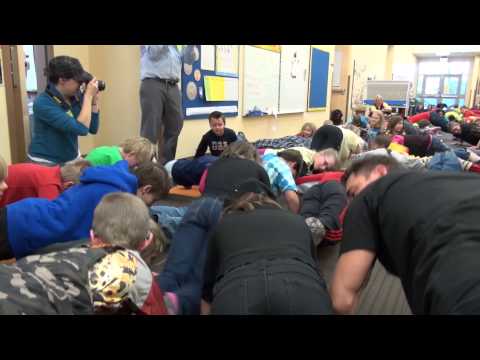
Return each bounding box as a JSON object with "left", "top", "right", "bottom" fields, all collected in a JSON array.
[{"left": 152, "top": 194, "right": 412, "bottom": 315}]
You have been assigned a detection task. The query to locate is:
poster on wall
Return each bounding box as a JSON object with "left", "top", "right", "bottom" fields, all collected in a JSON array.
[
  {"left": 307, "top": 46, "right": 330, "bottom": 111},
  {"left": 243, "top": 45, "right": 281, "bottom": 116},
  {"left": 181, "top": 45, "right": 239, "bottom": 119},
  {"left": 278, "top": 45, "right": 310, "bottom": 114},
  {"left": 200, "top": 45, "right": 215, "bottom": 71},
  {"left": 204, "top": 76, "right": 239, "bottom": 101},
  {"left": 215, "top": 45, "right": 239, "bottom": 77},
  {"left": 254, "top": 45, "right": 282, "bottom": 53}
]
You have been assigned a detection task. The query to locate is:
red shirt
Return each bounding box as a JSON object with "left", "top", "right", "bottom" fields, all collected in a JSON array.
[
  {"left": 408, "top": 111, "right": 431, "bottom": 124},
  {"left": 0, "top": 163, "right": 63, "bottom": 207}
]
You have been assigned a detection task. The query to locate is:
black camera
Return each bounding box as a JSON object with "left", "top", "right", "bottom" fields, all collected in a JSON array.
[{"left": 81, "top": 72, "right": 106, "bottom": 91}]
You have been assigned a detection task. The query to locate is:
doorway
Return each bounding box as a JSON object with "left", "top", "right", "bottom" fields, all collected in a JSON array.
[
  {"left": 1, "top": 45, "right": 53, "bottom": 164},
  {"left": 24, "top": 45, "right": 54, "bottom": 139},
  {"left": 420, "top": 74, "right": 463, "bottom": 107},
  {"left": 416, "top": 57, "right": 471, "bottom": 107}
]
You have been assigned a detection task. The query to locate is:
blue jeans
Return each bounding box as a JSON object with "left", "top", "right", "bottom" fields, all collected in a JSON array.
[
  {"left": 157, "top": 196, "right": 223, "bottom": 315},
  {"left": 430, "top": 136, "right": 470, "bottom": 161},
  {"left": 150, "top": 205, "right": 189, "bottom": 239},
  {"left": 427, "top": 150, "right": 462, "bottom": 172}
]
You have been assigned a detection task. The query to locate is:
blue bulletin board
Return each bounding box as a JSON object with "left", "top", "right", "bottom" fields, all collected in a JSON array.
[
  {"left": 181, "top": 45, "right": 239, "bottom": 120},
  {"left": 308, "top": 46, "right": 330, "bottom": 111}
]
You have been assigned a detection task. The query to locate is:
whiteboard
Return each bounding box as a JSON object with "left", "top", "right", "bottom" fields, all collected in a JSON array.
[
  {"left": 366, "top": 81, "right": 410, "bottom": 107},
  {"left": 332, "top": 49, "right": 342, "bottom": 88},
  {"left": 278, "top": 45, "right": 310, "bottom": 114},
  {"left": 243, "top": 45, "right": 281, "bottom": 115}
]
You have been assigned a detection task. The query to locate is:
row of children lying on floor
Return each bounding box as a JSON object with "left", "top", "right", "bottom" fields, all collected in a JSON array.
[{"left": 1, "top": 106, "right": 480, "bottom": 314}]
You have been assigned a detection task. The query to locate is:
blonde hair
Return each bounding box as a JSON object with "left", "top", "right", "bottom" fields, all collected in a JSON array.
[
  {"left": 0, "top": 154, "right": 6, "bottom": 182},
  {"left": 370, "top": 110, "right": 385, "bottom": 129},
  {"left": 316, "top": 148, "right": 341, "bottom": 171},
  {"left": 120, "top": 137, "right": 154, "bottom": 165},
  {"left": 60, "top": 159, "right": 91, "bottom": 184},
  {"left": 353, "top": 104, "right": 366, "bottom": 114},
  {"left": 301, "top": 122, "right": 317, "bottom": 133},
  {"left": 92, "top": 192, "right": 162, "bottom": 265},
  {"left": 220, "top": 141, "right": 261, "bottom": 163}
]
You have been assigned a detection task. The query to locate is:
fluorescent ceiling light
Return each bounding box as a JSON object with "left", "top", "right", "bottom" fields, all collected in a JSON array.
[{"left": 436, "top": 52, "right": 450, "bottom": 57}]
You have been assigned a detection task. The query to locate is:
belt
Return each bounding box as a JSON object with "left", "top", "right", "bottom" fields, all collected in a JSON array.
[{"left": 146, "top": 78, "right": 179, "bottom": 85}]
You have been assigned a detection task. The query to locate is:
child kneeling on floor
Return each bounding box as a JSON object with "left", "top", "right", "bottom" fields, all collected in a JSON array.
[
  {"left": 86, "top": 136, "right": 155, "bottom": 167},
  {"left": 0, "top": 192, "right": 169, "bottom": 315}
]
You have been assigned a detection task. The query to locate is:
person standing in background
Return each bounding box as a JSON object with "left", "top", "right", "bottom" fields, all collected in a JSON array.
[
  {"left": 140, "top": 45, "right": 194, "bottom": 164},
  {"left": 29, "top": 56, "right": 100, "bottom": 165}
]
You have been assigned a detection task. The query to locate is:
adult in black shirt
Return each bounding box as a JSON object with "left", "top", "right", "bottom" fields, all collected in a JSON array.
[
  {"left": 449, "top": 121, "right": 480, "bottom": 147},
  {"left": 194, "top": 111, "right": 238, "bottom": 158},
  {"left": 331, "top": 155, "right": 480, "bottom": 315},
  {"left": 158, "top": 142, "right": 273, "bottom": 315},
  {"left": 202, "top": 180, "right": 332, "bottom": 315}
]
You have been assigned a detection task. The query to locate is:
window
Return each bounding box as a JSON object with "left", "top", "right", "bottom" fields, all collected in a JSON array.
[{"left": 416, "top": 57, "right": 471, "bottom": 106}]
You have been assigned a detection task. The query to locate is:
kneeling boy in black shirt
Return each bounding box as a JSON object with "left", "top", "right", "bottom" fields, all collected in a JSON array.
[{"left": 194, "top": 111, "right": 238, "bottom": 158}]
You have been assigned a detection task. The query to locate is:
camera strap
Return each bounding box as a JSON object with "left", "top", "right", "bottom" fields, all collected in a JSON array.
[{"left": 45, "top": 87, "right": 75, "bottom": 117}]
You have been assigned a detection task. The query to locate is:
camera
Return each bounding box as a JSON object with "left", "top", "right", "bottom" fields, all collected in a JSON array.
[{"left": 81, "top": 72, "right": 106, "bottom": 91}]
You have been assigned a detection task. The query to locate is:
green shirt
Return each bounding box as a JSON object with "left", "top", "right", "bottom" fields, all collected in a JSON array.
[
  {"left": 85, "top": 146, "right": 123, "bottom": 166},
  {"left": 445, "top": 111, "right": 462, "bottom": 122}
]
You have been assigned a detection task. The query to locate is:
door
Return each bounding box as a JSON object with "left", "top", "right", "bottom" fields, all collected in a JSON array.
[
  {"left": 25, "top": 45, "right": 53, "bottom": 139},
  {"left": 1, "top": 45, "right": 28, "bottom": 164},
  {"left": 441, "top": 75, "right": 461, "bottom": 107},
  {"left": 419, "top": 74, "right": 465, "bottom": 107}
]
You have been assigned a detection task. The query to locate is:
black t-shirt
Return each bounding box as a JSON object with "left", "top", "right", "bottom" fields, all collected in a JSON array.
[
  {"left": 195, "top": 128, "right": 238, "bottom": 157},
  {"left": 403, "top": 135, "right": 431, "bottom": 157},
  {"left": 457, "top": 123, "right": 480, "bottom": 146},
  {"left": 204, "top": 157, "right": 271, "bottom": 199},
  {"left": 202, "top": 206, "right": 318, "bottom": 302},
  {"left": 310, "top": 125, "right": 343, "bottom": 152},
  {"left": 341, "top": 170, "right": 480, "bottom": 314}
]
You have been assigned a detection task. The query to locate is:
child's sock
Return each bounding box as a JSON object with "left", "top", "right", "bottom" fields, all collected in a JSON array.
[{"left": 163, "top": 292, "right": 179, "bottom": 315}]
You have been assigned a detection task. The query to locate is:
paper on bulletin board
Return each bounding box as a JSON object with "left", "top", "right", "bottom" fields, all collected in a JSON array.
[
  {"left": 186, "top": 105, "right": 238, "bottom": 116},
  {"left": 254, "top": 45, "right": 281, "bottom": 53},
  {"left": 200, "top": 45, "right": 215, "bottom": 71},
  {"left": 204, "top": 76, "right": 238, "bottom": 101},
  {"left": 215, "top": 45, "right": 239, "bottom": 77}
]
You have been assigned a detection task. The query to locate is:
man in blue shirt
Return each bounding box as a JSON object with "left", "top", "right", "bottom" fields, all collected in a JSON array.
[
  {"left": 29, "top": 56, "right": 100, "bottom": 165},
  {"left": 140, "top": 45, "right": 194, "bottom": 164}
]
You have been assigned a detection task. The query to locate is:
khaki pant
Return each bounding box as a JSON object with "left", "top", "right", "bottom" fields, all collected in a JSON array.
[{"left": 140, "top": 78, "right": 183, "bottom": 164}]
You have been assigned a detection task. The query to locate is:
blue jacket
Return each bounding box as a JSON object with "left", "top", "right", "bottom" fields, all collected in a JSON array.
[
  {"left": 6, "top": 160, "right": 137, "bottom": 259},
  {"left": 28, "top": 83, "right": 100, "bottom": 164}
]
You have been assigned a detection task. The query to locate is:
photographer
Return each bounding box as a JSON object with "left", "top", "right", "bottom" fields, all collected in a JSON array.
[{"left": 28, "top": 56, "right": 103, "bottom": 165}]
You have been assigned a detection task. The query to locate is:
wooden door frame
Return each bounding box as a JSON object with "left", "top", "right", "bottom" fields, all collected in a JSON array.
[
  {"left": 1, "top": 45, "right": 54, "bottom": 164},
  {"left": 1, "top": 45, "right": 27, "bottom": 164}
]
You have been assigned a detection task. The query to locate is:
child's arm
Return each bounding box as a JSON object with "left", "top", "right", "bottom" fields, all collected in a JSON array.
[
  {"left": 37, "top": 184, "right": 62, "bottom": 201},
  {"left": 194, "top": 134, "right": 209, "bottom": 158}
]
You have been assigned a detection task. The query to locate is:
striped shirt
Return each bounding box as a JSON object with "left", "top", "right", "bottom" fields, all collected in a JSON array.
[{"left": 262, "top": 153, "right": 297, "bottom": 194}]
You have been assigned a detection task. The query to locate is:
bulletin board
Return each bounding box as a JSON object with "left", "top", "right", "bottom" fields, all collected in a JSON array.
[
  {"left": 181, "top": 45, "right": 239, "bottom": 120},
  {"left": 308, "top": 46, "right": 330, "bottom": 111},
  {"left": 243, "top": 45, "right": 281, "bottom": 116},
  {"left": 364, "top": 80, "right": 410, "bottom": 107},
  {"left": 278, "top": 45, "right": 310, "bottom": 114}
]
